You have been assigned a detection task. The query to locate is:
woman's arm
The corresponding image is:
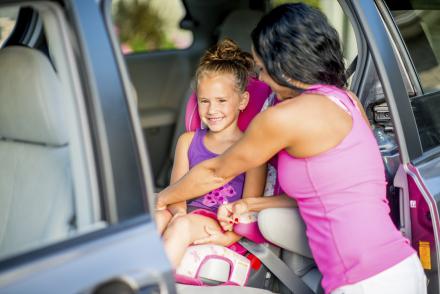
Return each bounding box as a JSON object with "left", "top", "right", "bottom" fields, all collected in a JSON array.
[
  {"left": 158, "top": 105, "right": 296, "bottom": 207},
  {"left": 242, "top": 163, "right": 267, "bottom": 199},
  {"left": 240, "top": 193, "right": 297, "bottom": 211}
]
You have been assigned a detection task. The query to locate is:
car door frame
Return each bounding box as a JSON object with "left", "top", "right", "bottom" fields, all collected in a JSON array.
[
  {"left": 346, "top": 0, "right": 439, "bottom": 292},
  {"left": 0, "top": 0, "right": 174, "bottom": 292}
]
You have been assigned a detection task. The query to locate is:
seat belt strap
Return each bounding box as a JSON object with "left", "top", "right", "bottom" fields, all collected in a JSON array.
[{"left": 239, "top": 239, "right": 315, "bottom": 294}]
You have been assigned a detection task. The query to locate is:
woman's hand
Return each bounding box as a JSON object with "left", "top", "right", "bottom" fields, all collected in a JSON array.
[
  {"left": 156, "top": 194, "right": 167, "bottom": 211},
  {"left": 217, "top": 200, "right": 250, "bottom": 231},
  {"left": 217, "top": 203, "right": 234, "bottom": 231},
  {"left": 166, "top": 202, "right": 187, "bottom": 224}
]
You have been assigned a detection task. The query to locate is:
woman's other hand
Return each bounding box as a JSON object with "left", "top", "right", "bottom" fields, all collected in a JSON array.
[
  {"left": 217, "top": 203, "right": 234, "bottom": 231},
  {"left": 217, "top": 200, "right": 250, "bottom": 231}
]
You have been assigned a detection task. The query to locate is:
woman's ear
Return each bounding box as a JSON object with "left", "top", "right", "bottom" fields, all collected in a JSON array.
[{"left": 239, "top": 91, "right": 250, "bottom": 111}]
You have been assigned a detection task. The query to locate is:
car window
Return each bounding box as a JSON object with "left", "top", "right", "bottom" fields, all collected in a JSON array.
[
  {"left": 0, "top": 7, "right": 19, "bottom": 47},
  {"left": 0, "top": 4, "right": 104, "bottom": 261},
  {"left": 386, "top": 1, "right": 440, "bottom": 153},
  {"left": 112, "top": 0, "right": 193, "bottom": 54},
  {"left": 391, "top": 9, "right": 440, "bottom": 93}
]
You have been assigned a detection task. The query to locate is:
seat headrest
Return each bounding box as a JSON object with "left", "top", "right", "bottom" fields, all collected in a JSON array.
[
  {"left": 219, "top": 9, "right": 264, "bottom": 53},
  {"left": 0, "top": 46, "right": 67, "bottom": 146}
]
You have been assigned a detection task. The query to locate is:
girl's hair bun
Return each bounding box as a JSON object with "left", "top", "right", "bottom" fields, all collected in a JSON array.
[{"left": 196, "top": 38, "right": 255, "bottom": 92}]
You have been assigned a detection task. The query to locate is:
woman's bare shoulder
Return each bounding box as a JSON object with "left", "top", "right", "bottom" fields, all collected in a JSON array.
[{"left": 259, "top": 94, "right": 326, "bottom": 128}]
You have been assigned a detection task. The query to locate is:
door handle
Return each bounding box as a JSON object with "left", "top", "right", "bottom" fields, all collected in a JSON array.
[
  {"left": 393, "top": 165, "right": 412, "bottom": 240},
  {"left": 81, "top": 269, "right": 175, "bottom": 294}
]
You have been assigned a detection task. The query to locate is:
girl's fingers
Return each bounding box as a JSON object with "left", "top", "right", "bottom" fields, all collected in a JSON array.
[
  {"left": 193, "top": 236, "right": 212, "bottom": 245},
  {"left": 204, "top": 225, "right": 219, "bottom": 236},
  {"left": 194, "top": 226, "right": 218, "bottom": 245}
]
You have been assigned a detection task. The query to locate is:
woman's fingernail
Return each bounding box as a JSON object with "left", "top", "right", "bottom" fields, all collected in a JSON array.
[{"left": 234, "top": 218, "right": 239, "bottom": 223}]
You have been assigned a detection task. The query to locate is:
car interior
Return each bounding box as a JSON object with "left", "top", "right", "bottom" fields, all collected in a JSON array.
[
  {"left": 0, "top": 0, "right": 413, "bottom": 293},
  {"left": 0, "top": 5, "right": 102, "bottom": 261}
]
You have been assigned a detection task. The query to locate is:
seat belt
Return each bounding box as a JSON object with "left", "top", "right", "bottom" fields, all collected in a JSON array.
[{"left": 239, "top": 238, "right": 315, "bottom": 294}]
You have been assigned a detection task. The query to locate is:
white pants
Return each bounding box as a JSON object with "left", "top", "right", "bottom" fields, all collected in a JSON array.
[{"left": 331, "top": 254, "right": 427, "bottom": 294}]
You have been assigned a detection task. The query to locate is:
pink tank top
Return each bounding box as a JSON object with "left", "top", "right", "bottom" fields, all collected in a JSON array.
[{"left": 277, "top": 85, "right": 414, "bottom": 293}]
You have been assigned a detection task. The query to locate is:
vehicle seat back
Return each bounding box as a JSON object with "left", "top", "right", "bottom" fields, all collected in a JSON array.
[{"left": 0, "top": 46, "right": 73, "bottom": 258}]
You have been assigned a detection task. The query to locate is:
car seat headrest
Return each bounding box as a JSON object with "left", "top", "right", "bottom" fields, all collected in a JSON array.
[
  {"left": 219, "top": 9, "right": 264, "bottom": 53},
  {"left": 0, "top": 46, "right": 67, "bottom": 146}
]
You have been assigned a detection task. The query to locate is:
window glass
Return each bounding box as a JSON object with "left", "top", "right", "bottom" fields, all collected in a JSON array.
[
  {"left": 391, "top": 9, "right": 440, "bottom": 93},
  {"left": 386, "top": 1, "right": 440, "bottom": 152},
  {"left": 0, "top": 4, "right": 103, "bottom": 261},
  {"left": 112, "top": 0, "right": 193, "bottom": 54},
  {"left": 0, "top": 7, "right": 19, "bottom": 47},
  {"left": 271, "top": 1, "right": 358, "bottom": 86}
]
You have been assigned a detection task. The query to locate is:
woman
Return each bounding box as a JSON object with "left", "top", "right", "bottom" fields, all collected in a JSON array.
[{"left": 157, "top": 3, "right": 426, "bottom": 294}]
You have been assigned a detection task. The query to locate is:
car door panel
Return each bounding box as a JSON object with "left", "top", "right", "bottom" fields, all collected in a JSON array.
[
  {"left": 350, "top": 1, "right": 440, "bottom": 293},
  {"left": 0, "top": 1, "right": 174, "bottom": 293},
  {"left": 407, "top": 162, "right": 440, "bottom": 293},
  {"left": 0, "top": 220, "right": 175, "bottom": 293}
]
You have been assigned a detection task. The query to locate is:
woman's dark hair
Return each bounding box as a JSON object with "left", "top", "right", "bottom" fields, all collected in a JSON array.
[
  {"left": 196, "top": 38, "right": 255, "bottom": 92},
  {"left": 251, "top": 3, "right": 347, "bottom": 89}
]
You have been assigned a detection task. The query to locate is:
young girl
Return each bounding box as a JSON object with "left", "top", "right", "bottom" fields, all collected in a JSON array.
[{"left": 155, "top": 39, "right": 266, "bottom": 268}]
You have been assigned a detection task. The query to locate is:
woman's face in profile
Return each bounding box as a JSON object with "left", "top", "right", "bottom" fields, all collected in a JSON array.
[{"left": 252, "top": 48, "right": 298, "bottom": 100}]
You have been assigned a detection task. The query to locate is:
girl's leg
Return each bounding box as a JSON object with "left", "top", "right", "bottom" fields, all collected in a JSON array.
[
  {"left": 162, "top": 213, "right": 222, "bottom": 268},
  {"left": 155, "top": 209, "right": 173, "bottom": 235}
]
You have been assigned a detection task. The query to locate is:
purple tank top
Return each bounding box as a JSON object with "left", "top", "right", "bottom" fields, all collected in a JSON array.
[{"left": 187, "top": 129, "right": 245, "bottom": 212}]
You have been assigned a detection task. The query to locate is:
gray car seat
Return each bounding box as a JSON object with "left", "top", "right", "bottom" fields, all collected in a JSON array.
[{"left": 0, "top": 46, "right": 73, "bottom": 258}]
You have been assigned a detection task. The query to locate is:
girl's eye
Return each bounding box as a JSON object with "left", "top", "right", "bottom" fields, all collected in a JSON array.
[
  {"left": 199, "top": 100, "right": 208, "bottom": 104},
  {"left": 219, "top": 99, "right": 227, "bottom": 103}
]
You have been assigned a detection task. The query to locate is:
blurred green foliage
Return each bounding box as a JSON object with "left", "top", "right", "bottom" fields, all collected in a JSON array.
[
  {"left": 272, "top": 0, "right": 321, "bottom": 9},
  {"left": 113, "top": 0, "right": 173, "bottom": 52}
]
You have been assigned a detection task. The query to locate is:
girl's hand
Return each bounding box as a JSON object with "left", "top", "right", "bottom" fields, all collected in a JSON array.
[{"left": 193, "top": 226, "right": 228, "bottom": 246}]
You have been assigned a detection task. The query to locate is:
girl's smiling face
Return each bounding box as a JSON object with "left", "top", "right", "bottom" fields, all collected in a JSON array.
[{"left": 197, "top": 72, "right": 248, "bottom": 133}]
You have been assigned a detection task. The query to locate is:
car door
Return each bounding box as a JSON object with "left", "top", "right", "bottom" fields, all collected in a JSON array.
[
  {"left": 348, "top": 0, "right": 440, "bottom": 293},
  {"left": 0, "top": 1, "right": 174, "bottom": 293}
]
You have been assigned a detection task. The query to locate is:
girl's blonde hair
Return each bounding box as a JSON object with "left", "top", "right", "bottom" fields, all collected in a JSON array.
[{"left": 195, "top": 38, "right": 255, "bottom": 93}]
